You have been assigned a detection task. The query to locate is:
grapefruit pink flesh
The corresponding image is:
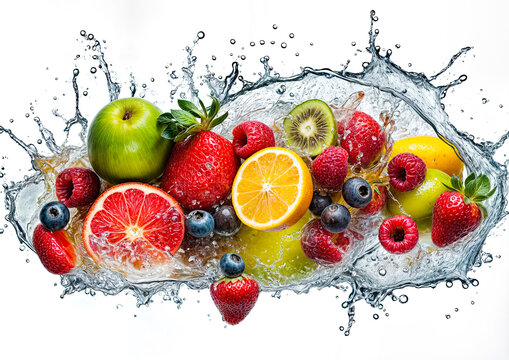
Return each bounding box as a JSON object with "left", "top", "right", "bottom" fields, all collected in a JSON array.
[{"left": 83, "top": 183, "right": 185, "bottom": 270}]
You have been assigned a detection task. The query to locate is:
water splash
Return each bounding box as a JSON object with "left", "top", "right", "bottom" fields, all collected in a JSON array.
[{"left": 1, "top": 11, "right": 508, "bottom": 332}]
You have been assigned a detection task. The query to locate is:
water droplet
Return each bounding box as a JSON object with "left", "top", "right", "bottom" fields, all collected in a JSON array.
[
  {"left": 445, "top": 314, "right": 451, "bottom": 319},
  {"left": 373, "top": 314, "right": 379, "bottom": 320},
  {"left": 408, "top": 63, "right": 412, "bottom": 67},
  {"left": 37, "top": 139, "right": 42, "bottom": 144},
  {"left": 80, "top": 30, "right": 86, "bottom": 36},
  {"left": 446, "top": 281, "right": 453, "bottom": 288},
  {"left": 26, "top": 259, "right": 30, "bottom": 263},
  {"left": 230, "top": 39, "right": 236, "bottom": 44},
  {"left": 295, "top": 52, "right": 299, "bottom": 56},
  {"left": 240, "top": 55, "right": 246, "bottom": 60},
  {"left": 289, "top": 33, "right": 294, "bottom": 38},
  {"left": 87, "top": 34, "right": 94, "bottom": 40},
  {"left": 272, "top": 24, "right": 278, "bottom": 29},
  {"left": 398, "top": 295, "right": 408, "bottom": 304},
  {"left": 250, "top": 42, "right": 255, "bottom": 47},
  {"left": 142, "top": 83, "right": 147, "bottom": 89},
  {"left": 73, "top": 69, "right": 79, "bottom": 76},
  {"left": 83, "top": 91, "right": 88, "bottom": 96},
  {"left": 90, "top": 67, "right": 97, "bottom": 74},
  {"left": 482, "top": 98, "right": 488, "bottom": 104},
  {"left": 454, "top": 308, "right": 459, "bottom": 312},
  {"left": 197, "top": 31, "right": 205, "bottom": 39},
  {"left": 150, "top": 78, "right": 155, "bottom": 82},
  {"left": 259, "top": 40, "right": 265, "bottom": 45},
  {"left": 339, "top": 326, "right": 344, "bottom": 331},
  {"left": 281, "top": 42, "right": 287, "bottom": 49},
  {"left": 9, "top": 119, "right": 13, "bottom": 123},
  {"left": 499, "top": 104, "right": 503, "bottom": 108},
  {"left": 395, "top": 44, "right": 401, "bottom": 48},
  {"left": 351, "top": 41, "right": 356, "bottom": 46},
  {"left": 0, "top": 229, "right": 3, "bottom": 234},
  {"left": 471, "top": 279, "right": 479, "bottom": 286},
  {"left": 270, "top": 41, "right": 275, "bottom": 45},
  {"left": 378, "top": 268, "right": 386, "bottom": 276},
  {"left": 211, "top": 55, "right": 216, "bottom": 61},
  {"left": 310, "top": 42, "right": 314, "bottom": 46},
  {"left": 471, "top": 301, "right": 475, "bottom": 305}
]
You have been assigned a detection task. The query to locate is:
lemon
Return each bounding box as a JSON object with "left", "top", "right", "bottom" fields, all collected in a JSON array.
[
  {"left": 232, "top": 147, "right": 313, "bottom": 231},
  {"left": 390, "top": 136, "right": 464, "bottom": 177}
]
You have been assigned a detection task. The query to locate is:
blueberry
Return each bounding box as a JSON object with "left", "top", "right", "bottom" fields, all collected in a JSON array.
[
  {"left": 185, "top": 210, "right": 214, "bottom": 238},
  {"left": 342, "top": 177, "right": 372, "bottom": 208},
  {"left": 213, "top": 205, "right": 242, "bottom": 236},
  {"left": 220, "top": 253, "right": 245, "bottom": 278},
  {"left": 321, "top": 204, "right": 351, "bottom": 233},
  {"left": 39, "top": 201, "right": 70, "bottom": 231},
  {"left": 309, "top": 192, "right": 333, "bottom": 216}
]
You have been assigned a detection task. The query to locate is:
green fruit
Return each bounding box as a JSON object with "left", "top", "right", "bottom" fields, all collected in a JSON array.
[
  {"left": 283, "top": 99, "right": 337, "bottom": 157},
  {"left": 231, "top": 212, "right": 317, "bottom": 285},
  {"left": 87, "top": 98, "right": 172, "bottom": 184},
  {"left": 388, "top": 169, "right": 451, "bottom": 220}
]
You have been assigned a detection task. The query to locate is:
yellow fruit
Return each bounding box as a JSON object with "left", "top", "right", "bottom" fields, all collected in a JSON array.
[
  {"left": 232, "top": 147, "right": 313, "bottom": 231},
  {"left": 231, "top": 211, "right": 317, "bottom": 285},
  {"left": 390, "top": 136, "right": 464, "bottom": 176},
  {"left": 388, "top": 169, "right": 451, "bottom": 220}
]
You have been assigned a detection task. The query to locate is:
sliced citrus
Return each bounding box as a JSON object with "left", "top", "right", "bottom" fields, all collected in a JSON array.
[
  {"left": 82, "top": 182, "right": 185, "bottom": 271},
  {"left": 232, "top": 147, "right": 313, "bottom": 231}
]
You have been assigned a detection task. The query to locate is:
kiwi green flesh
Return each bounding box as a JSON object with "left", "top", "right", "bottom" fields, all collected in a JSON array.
[{"left": 283, "top": 99, "right": 337, "bottom": 157}]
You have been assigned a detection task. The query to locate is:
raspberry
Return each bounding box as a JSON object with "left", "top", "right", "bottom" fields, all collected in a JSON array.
[
  {"left": 311, "top": 146, "right": 349, "bottom": 191},
  {"left": 300, "top": 218, "right": 354, "bottom": 265},
  {"left": 55, "top": 167, "right": 101, "bottom": 208},
  {"left": 388, "top": 153, "right": 426, "bottom": 192},
  {"left": 378, "top": 215, "right": 419, "bottom": 254},
  {"left": 232, "top": 121, "right": 275, "bottom": 159}
]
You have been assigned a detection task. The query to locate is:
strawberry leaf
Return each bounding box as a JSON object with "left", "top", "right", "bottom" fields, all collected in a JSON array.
[
  {"left": 210, "top": 112, "right": 228, "bottom": 128},
  {"left": 157, "top": 112, "right": 174, "bottom": 125},
  {"left": 442, "top": 182, "right": 457, "bottom": 192},
  {"left": 450, "top": 175, "right": 463, "bottom": 192},
  {"left": 161, "top": 122, "right": 182, "bottom": 140},
  {"left": 171, "top": 110, "right": 200, "bottom": 126},
  {"left": 464, "top": 173, "right": 476, "bottom": 186},
  {"left": 476, "top": 174, "right": 491, "bottom": 196},
  {"left": 208, "top": 97, "right": 220, "bottom": 119},
  {"left": 199, "top": 98, "right": 207, "bottom": 115},
  {"left": 178, "top": 99, "right": 201, "bottom": 115},
  {"left": 463, "top": 196, "right": 471, "bottom": 205}
]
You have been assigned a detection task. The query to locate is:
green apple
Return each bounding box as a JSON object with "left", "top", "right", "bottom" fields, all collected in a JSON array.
[
  {"left": 87, "top": 98, "right": 172, "bottom": 184},
  {"left": 228, "top": 212, "right": 317, "bottom": 286},
  {"left": 388, "top": 169, "right": 451, "bottom": 220}
]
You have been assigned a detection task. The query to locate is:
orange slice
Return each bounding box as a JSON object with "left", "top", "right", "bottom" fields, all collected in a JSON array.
[
  {"left": 82, "top": 182, "right": 185, "bottom": 271},
  {"left": 232, "top": 147, "right": 313, "bottom": 231}
]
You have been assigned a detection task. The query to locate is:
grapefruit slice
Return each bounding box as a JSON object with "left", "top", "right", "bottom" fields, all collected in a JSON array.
[{"left": 82, "top": 182, "right": 185, "bottom": 271}]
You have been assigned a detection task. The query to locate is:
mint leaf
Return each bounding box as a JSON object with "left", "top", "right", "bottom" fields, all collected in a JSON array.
[
  {"left": 210, "top": 112, "right": 228, "bottom": 128},
  {"left": 178, "top": 99, "right": 200, "bottom": 115},
  {"left": 157, "top": 112, "right": 174, "bottom": 124},
  {"left": 170, "top": 110, "right": 199, "bottom": 126}
]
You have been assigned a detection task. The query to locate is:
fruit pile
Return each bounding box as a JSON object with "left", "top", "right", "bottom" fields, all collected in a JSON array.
[{"left": 31, "top": 94, "right": 495, "bottom": 325}]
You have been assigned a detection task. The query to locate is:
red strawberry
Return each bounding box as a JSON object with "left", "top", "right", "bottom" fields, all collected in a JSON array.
[
  {"left": 311, "top": 146, "right": 349, "bottom": 191},
  {"left": 378, "top": 215, "right": 419, "bottom": 254},
  {"left": 32, "top": 224, "right": 77, "bottom": 274},
  {"left": 359, "top": 185, "right": 387, "bottom": 215},
  {"left": 232, "top": 120, "right": 275, "bottom": 159},
  {"left": 56, "top": 167, "right": 101, "bottom": 208},
  {"left": 432, "top": 173, "right": 495, "bottom": 247},
  {"left": 210, "top": 276, "right": 259, "bottom": 325},
  {"left": 338, "top": 111, "right": 384, "bottom": 168},
  {"left": 300, "top": 218, "right": 357, "bottom": 265},
  {"left": 388, "top": 153, "right": 426, "bottom": 192},
  {"left": 159, "top": 97, "right": 240, "bottom": 211}
]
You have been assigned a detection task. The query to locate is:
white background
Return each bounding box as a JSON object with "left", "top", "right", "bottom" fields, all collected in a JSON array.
[{"left": 1, "top": 1, "right": 509, "bottom": 359}]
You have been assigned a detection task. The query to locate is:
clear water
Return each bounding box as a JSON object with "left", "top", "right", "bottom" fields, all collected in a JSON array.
[{"left": 1, "top": 11, "right": 508, "bottom": 333}]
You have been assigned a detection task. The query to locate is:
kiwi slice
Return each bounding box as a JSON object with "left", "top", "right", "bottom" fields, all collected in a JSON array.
[{"left": 283, "top": 99, "right": 337, "bottom": 157}]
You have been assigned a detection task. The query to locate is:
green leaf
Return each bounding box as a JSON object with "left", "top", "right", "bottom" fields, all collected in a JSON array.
[
  {"left": 174, "top": 130, "right": 191, "bottom": 142},
  {"left": 486, "top": 187, "right": 497, "bottom": 198},
  {"left": 476, "top": 174, "right": 491, "bottom": 195},
  {"left": 450, "top": 175, "right": 462, "bottom": 192},
  {"left": 210, "top": 112, "right": 228, "bottom": 128},
  {"left": 442, "top": 182, "right": 457, "bottom": 192},
  {"left": 374, "top": 186, "right": 381, "bottom": 196},
  {"left": 170, "top": 109, "right": 199, "bottom": 126},
  {"left": 463, "top": 196, "right": 471, "bottom": 205},
  {"left": 178, "top": 99, "right": 200, "bottom": 115},
  {"left": 464, "top": 177, "right": 476, "bottom": 198},
  {"left": 157, "top": 112, "right": 174, "bottom": 124},
  {"left": 161, "top": 122, "right": 181, "bottom": 140},
  {"left": 199, "top": 98, "right": 207, "bottom": 115},
  {"left": 464, "top": 173, "right": 476, "bottom": 186},
  {"left": 208, "top": 97, "right": 220, "bottom": 119}
]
